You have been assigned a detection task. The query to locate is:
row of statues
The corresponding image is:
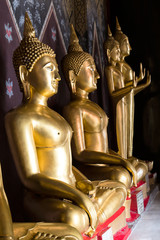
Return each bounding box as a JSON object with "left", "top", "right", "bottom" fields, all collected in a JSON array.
[{"left": 1, "top": 13, "right": 151, "bottom": 239}]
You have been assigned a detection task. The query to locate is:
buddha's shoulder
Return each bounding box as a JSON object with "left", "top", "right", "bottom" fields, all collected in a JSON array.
[
  {"left": 105, "top": 65, "right": 122, "bottom": 77},
  {"left": 118, "top": 61, "right": 131, "bottom": 70},
  {"left": 64, "top": 100, "right": 86, "bottom": 112},
  {"left": 105, "top": 65, "right": 119, "bottom": 71},
  {"left": 5, "top": 105, "right": 31, "bottom": 124}
]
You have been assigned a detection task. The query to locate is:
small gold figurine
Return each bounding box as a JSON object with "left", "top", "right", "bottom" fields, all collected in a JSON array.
[
  {"left": 62, "top": 24, "right": 137, "bottom": 190},
  {"left": 104, "top": 22, "right": 149, "bottom": 182},
  {"left": 5, "top": 13, "right": 126, "bottom": 236}
]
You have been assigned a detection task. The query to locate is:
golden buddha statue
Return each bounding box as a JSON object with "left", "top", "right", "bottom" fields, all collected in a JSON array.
[
  {"left": 0, "top": 164, "right": 83, "bottom": 240},
  {"left": 114, "top": 17, "right": 151, "bottom": 160},
  {"left": 62, "top": 24, "right": 138, "bottom": 190},
  {"left": 0, "top": 163, "right": 13, "bottom": 240},
  {"left": 5, "top": 13, "right": 127, "bottom": 236},
  {"left": 104, "top": 24, "right": 149, "bottom": 182}
]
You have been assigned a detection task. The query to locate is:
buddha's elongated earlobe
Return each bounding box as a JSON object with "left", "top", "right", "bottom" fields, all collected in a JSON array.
[
  {"left": 107, "top": 49, "right": 111, "bottom": 63},
  {"left": 69, "top": 70, "right": 77, "bottom": 94},
  {"left": 19, "top": 65, "right": 30, "bottom": 100}
]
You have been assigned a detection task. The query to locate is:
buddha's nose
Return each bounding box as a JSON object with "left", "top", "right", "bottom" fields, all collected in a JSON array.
[
  {"left": 129, "top": 43, "right": 132, "bottom": 50},
  {"left": 55, "top": 71, "right": 61, "bottom": 81},
  {"left": 95, "top": 70, "right": 100, "bottom": 80}
]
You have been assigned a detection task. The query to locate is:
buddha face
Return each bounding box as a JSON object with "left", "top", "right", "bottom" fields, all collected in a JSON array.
[
  {"left": 28, "top": 55, "right": 61, "bottom": 97},
  {"left": 120, "top": 37, "right": 132, "bottom": 57},
  {"left": 110, "top": 44, "right": 120, "bottom": 62},
  {"left": 76, "top": 59, "right": 100, "bottom": 93}
]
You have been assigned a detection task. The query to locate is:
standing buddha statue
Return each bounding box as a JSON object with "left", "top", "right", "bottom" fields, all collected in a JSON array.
[
  {"left": 5, "top": 13, "right": 127, "bottom": 236},
  {"left": 62, "top": 24, "right": 138, "bottom": 190},
  {"left": 104, "top": 23, "right": 149, "bottom": 182},
  {"left": 114, "top": 17, "right": 151, "bottom": 160}
]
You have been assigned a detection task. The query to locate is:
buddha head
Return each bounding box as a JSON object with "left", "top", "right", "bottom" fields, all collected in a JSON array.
[
  {"left": 62, "top": 25, "right": 100, "bottom": 95},
  {"left": 13, "top": 13, "right": 60, "bottom": 100},
  {"left": 114, "top": 17, "right": 132, "bottom": 58},
  {"left": 104, "top": 25, "right": 120, "bottom": 64}
]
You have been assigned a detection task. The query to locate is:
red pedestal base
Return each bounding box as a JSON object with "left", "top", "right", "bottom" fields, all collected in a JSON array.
[
  {"left": 144, "top": 195, "right": 150, "bottom": 209},
  {"left": 126, "top": 211, "right": 140, "bottom": 223},
  {"left": 83, "top": 207, "right": 131, "bottom": 240},
  {"left": 126, "top": 180, "right": 150, "bottom": 223},
  {"left": 113, "top": 225, "right": 131, "bottom": 240}
]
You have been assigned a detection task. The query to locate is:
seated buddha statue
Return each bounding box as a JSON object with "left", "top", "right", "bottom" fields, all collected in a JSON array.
[
  {"left": 62, "top": 24, "right": 138, "bottom": 190},
  {"left": 0, "top": 163, "right": 83, "bottom": 240},
  {"left": 104, "top": 24, "right": 149, "bottom": 181},
  {"left": 5, "top": 13, "right": 127, "bottom": 236}
]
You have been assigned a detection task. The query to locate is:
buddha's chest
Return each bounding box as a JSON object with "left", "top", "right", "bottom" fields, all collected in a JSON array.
[
  {"left": 32, "top": 109, "right": 72, "bottom": 147},
  {"left": 121, "top": 63, "right": 133, "bottom": 82},
  {"left": 82, "top": 102, "right": 108, "bottom": 133},
  {"left": 112, "top": 68, "right": 124, "bottom": 89}
]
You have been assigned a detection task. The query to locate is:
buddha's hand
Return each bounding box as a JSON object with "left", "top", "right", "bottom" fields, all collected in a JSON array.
[
  {"left": 146, "top": 70, "right": 151, "bottom": 86},
  {"left": 133, "top": 71, "right": 137, "bottom": 87},
  {"left": 0, "top": 237, "right": 14, "bottom": 240},
  {"left": 34, "top": 232, "right": 69, "bottom": 240},
  {"left": 76, "top": 193, "right": 97, "bottom": 232},
  {"left": 136, "top": 63, "right": 146, "bottom": 83},
  {"left": 121, "top": 159, "right": 137, "bottom": 187},
  {"left": 76, "top": 179, "right": 96, "bottom": 196}
]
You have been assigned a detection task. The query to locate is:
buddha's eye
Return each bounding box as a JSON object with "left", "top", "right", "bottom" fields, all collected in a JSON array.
[
  {"left": 46, "top": 66, "right": 53, "bottom": 71},
  {"left": 88, "top": 66, "right": 95, "bottom": 72},
  {"left": 44, "top": 63, "right": 55, "bottom": 72}
]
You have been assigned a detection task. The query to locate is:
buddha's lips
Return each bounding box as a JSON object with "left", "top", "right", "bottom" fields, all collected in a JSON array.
[
  {"left": 52, "top": 81, "right": 58, "bottom": 87},
  {"left": 93, "top": 81, "right": 97, "bottom": 86}
]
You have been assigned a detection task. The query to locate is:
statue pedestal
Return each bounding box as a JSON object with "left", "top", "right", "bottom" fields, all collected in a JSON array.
[
  {"left": 131, "top": 180, "right": 148, "bottom": 199},
  {"left": 149, "top": 172, "right": 157, "bottom": 186},
  {"left": 83, "top": 207, "right": 131, "bottom": 240},
  {"left": 130, "top": 190, "right": 144, "bottom": 215},
  {"left": 130, "top": 180, "right": 150, "bottom": 214},
  {"left": 126, "top": 180, "right": 150, "bottom": 223}
]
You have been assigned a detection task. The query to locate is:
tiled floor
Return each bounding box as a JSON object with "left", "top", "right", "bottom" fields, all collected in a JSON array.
[{"left": 128, "top": 191, "right": 160, "bottom": 240}]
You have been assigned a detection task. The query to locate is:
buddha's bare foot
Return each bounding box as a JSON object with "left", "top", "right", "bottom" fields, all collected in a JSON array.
[
  {"left": 84, "top": 226, "right": 95, "bottom": 238},
  {"left": 34, "top": 232, "right": 80, "bottom": 240},
  {"left": 127, "top": 156, "right": 139, "bottom": 166}
]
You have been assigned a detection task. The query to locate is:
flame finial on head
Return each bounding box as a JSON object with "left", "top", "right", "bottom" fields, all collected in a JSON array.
[
  {"left": 68, "top": 24, "right": 83, "bottom": 52},
  {"left": 108, "top": 24, "right": 112, "bottom": 37},
  {"left": 104, "top": 24, "right": 119, "bottom": 52},
  {"left": 114, "top": 17, "right": 127, "bottom": 44},
  {"left": 116, "top": 17, "right": 122, "bottom": 31},
  {"left": 23, "top": 12, "right": 35, "bottom": 38},
  {"left": 70, "top": 24, "right": 79, "bottom": 45}
]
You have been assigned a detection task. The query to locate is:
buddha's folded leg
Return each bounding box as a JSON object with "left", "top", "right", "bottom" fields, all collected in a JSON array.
[
  {"left": 91, "top": 180, "right": 127, "bottom": 224},
  {"left": 135, "top": 161, "right": 148, "bottom": 182},
  {"left": 75, "top": 164, "right": 132, "bottom": 189},
  {"left": 24, "top": 190, "right": 89, "bottom": 234},
  {"left": 0, "top": 188, "right": 13, "bottom": 237}
]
